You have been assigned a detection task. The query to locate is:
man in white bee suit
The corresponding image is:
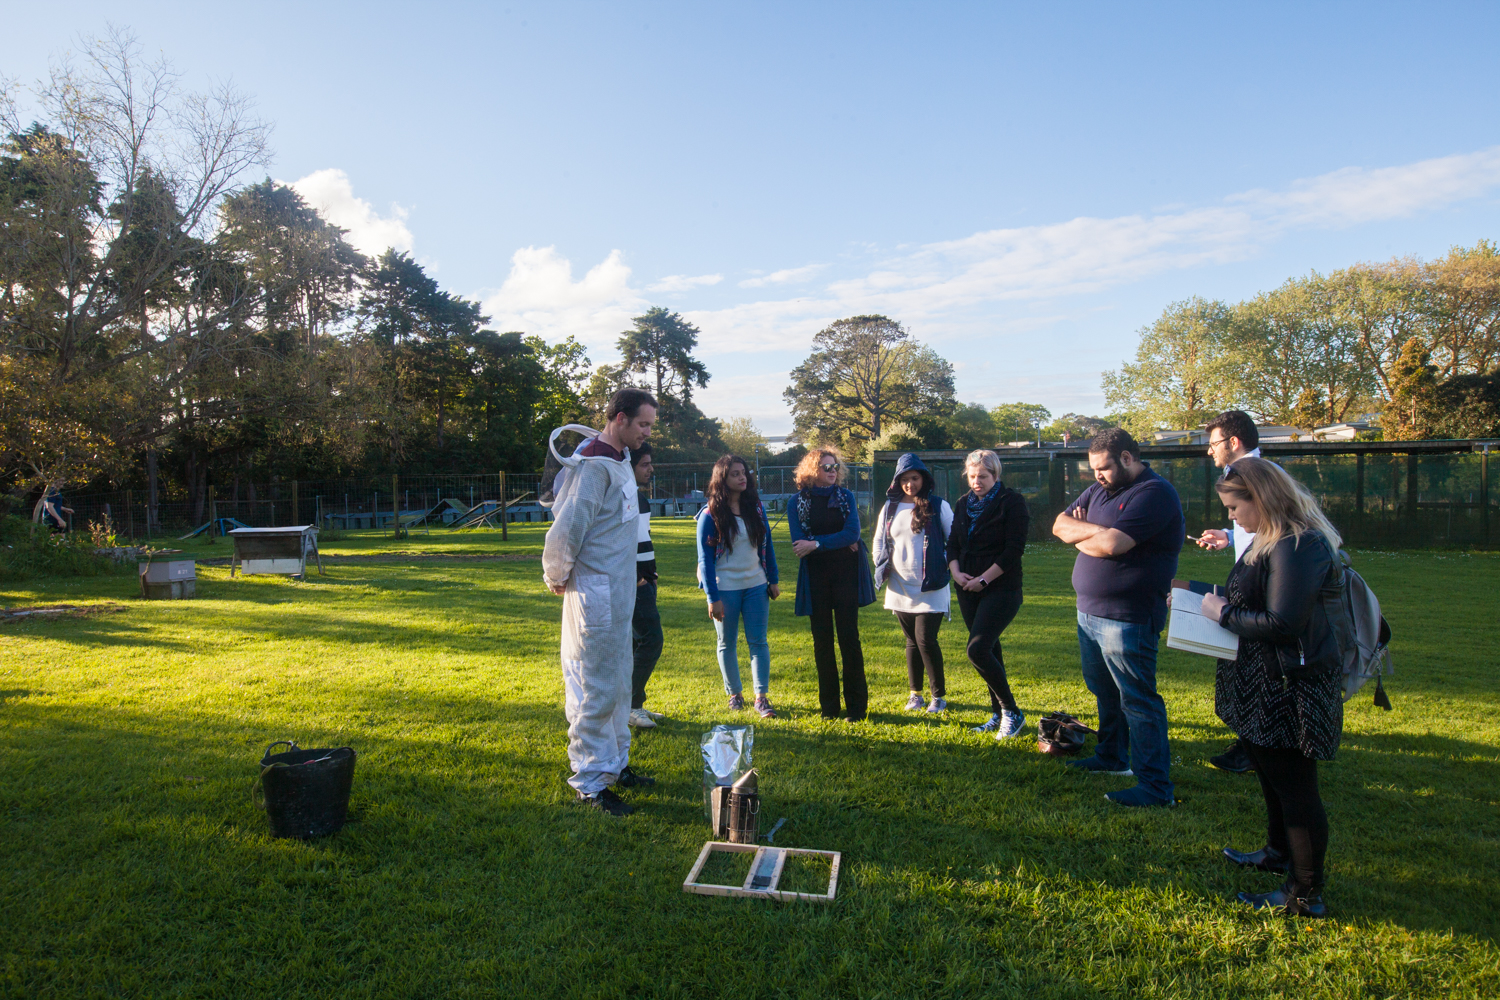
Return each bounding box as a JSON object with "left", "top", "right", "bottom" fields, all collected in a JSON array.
[{"left": 542, "top": 389, "right": 658, "bottom": 816}]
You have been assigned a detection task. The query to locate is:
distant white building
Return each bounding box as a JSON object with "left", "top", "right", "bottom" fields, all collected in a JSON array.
[{"left": 1152, "top": 424, "right": 1316, "bottom": 446}]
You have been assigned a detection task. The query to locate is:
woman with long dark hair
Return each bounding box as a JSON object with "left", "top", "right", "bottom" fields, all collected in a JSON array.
[
  {"left": 873, "top": 453, "right": 954, "bottom": 712},
  {"left": 789, "top": 448, "right": 873, "bottom": 721},
  {"left": 947, "top": 448, "right": 1031, "bottom": 739},
  {"left": 1199, "top": 458, "right": 1347, "bottom": 918},
  {"left": 696, "top": 454, "right": 781, "bottom": 718}
]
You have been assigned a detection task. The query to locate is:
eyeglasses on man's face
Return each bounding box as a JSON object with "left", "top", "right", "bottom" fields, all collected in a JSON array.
[{"left": 1207, "top": 436, "right": 1230, "bottom": 452}]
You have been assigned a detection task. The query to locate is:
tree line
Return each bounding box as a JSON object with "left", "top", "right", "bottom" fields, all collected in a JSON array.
[
  {"left": 0, "top": 32, "right": 740, "bottom": 523},
  {"left": 1104, "top": 245, "right": 1500, "bottom": 441}
]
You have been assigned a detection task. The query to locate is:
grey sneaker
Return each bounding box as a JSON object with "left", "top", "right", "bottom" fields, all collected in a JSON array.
[
  {"left": 728, "top": 693, "right": 746, "bottom": 711},
  {"left": 971, "top": 714, "right": 1003, "bottom": 733},
  {"left": 628, "top": 708, "right": 657, "bottom": 729},
  {"left": 996, "top": 709, "right": 1026, "bottom": 739},
  {"left": 904, "top": 692, "right": 927, "bottom": 711},
  {"left": 925, "top": 697, "right": 948, "bottom": 713}
]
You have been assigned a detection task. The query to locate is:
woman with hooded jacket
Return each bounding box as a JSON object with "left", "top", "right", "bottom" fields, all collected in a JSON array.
[
  {"left": 873, "top": 453, "right": 955, "bottom": 712},
  {"left": 1199, "top": 457, "right": 1347, "bottom": 918}
]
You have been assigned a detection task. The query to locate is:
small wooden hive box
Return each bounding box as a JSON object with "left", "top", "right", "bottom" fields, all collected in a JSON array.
[
  {"left": 229, "top": 526, "right": 323, "bottom": 579},
  {"left": 139, "top": 550, "right": 197, "bottom": 599}
]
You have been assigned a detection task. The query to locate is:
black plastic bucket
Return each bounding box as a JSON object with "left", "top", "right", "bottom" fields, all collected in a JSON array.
[{"left": 255, "top": 741, "right": 356, "bottom": 839}]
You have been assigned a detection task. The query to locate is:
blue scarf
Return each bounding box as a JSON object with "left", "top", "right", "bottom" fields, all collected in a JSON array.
[{"left": 965, "top": 481, "right": 1002, "bottom": 535}]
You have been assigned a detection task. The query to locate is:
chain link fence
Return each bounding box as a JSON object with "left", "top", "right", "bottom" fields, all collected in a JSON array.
[{"left": 876, "top": 441, "right": 1498, "bottom": 549}]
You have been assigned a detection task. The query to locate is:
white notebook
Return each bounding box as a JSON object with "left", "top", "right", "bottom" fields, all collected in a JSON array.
[{"left": 1166, "top": 580, "right": 1240, "bottom": 659}]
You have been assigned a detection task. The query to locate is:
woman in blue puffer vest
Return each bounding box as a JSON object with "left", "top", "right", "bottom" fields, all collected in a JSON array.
[{"left": 873, "top": 453, "right": 954, "bottom": 713}]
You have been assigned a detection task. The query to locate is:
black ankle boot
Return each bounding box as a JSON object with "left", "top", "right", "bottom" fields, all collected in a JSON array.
[
  {"left": 1237, "top": 880, "right": 1329, "bottom": 918},
  {"left": 1222, "top": 844, "right": 1290, "bottom": 873}
]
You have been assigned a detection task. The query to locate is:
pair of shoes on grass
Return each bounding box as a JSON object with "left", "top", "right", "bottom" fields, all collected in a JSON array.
[
  {"left": 971, "top": 709, "right": 1026, "bottom": 739},
  {"left": 1064, "top": 756, "right": 1172, "bottom": 807},
  {"left": 1222, "top": 845, "right": 1326, "bottom": 916},
  {"left": 904, "top": 692, "right": 949, "bottom": 713},
  {"left": 574, "top": 766, "right": 655, "bottom": 817}
]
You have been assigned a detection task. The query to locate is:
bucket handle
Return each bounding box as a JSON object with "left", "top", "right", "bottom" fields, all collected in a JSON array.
[
  {"left": 264, "top": 740, "right": 299, "bottom": 760},
  {"left": 253, "top": 741, "right": 299, "bottom": 809}
]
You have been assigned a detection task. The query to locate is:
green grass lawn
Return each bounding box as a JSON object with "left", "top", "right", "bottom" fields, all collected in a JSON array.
[{"left": 2, "top": 523, "right": 1498, "bottom": 998}]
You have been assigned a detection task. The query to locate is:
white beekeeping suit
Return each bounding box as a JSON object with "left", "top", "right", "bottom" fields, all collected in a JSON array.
[{"left": 541, "top": 426, "right": 640, "bottom": 795}]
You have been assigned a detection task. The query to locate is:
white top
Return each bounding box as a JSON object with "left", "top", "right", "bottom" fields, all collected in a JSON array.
[
  {"left": 878, "top": 499, "right": 954, "bottom": 614},
  {"left": 714, "top": 516, "right": 767, "bottom": 592},
  {"left": 1229, "top": 446, "right": 1262, "bottom": 562}
]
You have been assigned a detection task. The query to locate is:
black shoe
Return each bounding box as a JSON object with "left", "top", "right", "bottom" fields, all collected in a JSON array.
[
  {"left": 576, "top": 787, "right": 633, "bottom": 816},
  {"left": 1222, "top": 844, "right": 1290, "bottom": 873},
  {"left": 615, "top": 766, "right": 655, "bottom": 788},
  {"left": 1237, "top": 881, "right": 1329, "bottom": 918},
  {"left": 1210, "top": 740, "right": 1255, "bottom": 774}
]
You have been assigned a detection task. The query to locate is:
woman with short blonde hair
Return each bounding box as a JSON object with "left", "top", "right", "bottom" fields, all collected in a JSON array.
[
  {"left": 1199, "top": 457, "right": 1346, "bottom": 918},
  {"left": 946, "top": 448, "right": 1032, "bottom": 738}
]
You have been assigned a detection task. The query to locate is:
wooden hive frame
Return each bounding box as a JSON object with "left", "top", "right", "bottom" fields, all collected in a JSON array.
[{"left": 682, "top": 841, "right": 841, "bottom": 903}]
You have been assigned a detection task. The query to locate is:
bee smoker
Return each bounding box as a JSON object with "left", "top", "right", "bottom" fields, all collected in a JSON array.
[{"left": 726, "top": 769, "right": 760, "bottom": 844}]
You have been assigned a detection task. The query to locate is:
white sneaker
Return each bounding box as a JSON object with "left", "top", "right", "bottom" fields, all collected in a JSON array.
[
  {"left": 996, "top": 709, "right": 1026, "bottom": 740},
  {"left": 904, "top": 692, "right": 927, "bottom": 711},
  {"left": 926, "top": 697, "right": 948, "bottom": 713},
  {"left": 628, "top": 708, "right": 657, "bottom": 729}
]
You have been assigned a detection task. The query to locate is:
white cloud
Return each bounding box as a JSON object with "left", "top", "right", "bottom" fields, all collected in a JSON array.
[
  {"left": 739, "top": 264, "right": 826, "bottom": 288},
  {"left": 685, "top": 145, "right": 1500, "bottom": 354},
  {"left": 285, "top": 168, "right": 414, "bottom": 256},
  {"left": 480, "top": 246, "right": 646, "bottom": 352},
  {"left": 469, "top": 145, "right": 1500, "bottom": 400},
  {"left": 647, "top": 273, "right": 723, "bottom": 293}
]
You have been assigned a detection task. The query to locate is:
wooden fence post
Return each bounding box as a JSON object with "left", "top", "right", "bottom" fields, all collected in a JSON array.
[{"left": 392, "top": 473, "right": 403, "bottom": 539}]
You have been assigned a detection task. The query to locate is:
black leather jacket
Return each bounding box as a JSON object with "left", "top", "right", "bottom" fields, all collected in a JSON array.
[{"left": 1218, "top": 533, "right": 1345, "bottom": 681}]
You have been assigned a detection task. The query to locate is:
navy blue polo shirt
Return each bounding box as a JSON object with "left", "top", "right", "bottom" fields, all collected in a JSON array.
[{"left": 1068, "top": 465, "right": 1184, "bottom": 631}]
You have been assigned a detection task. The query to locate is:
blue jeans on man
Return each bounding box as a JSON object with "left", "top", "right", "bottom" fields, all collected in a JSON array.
[{"left": 1077, "top": 611, "right": 1174, "bottom": 804}]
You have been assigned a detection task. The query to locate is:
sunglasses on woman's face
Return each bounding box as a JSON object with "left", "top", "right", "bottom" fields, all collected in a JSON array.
[{"left": 820, "top": 463, "right": 839, "bottom": 472}]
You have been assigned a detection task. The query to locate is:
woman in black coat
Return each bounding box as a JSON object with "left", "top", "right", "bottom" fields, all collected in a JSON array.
[
  {"left": 946, "top": 449, "right": 1031, "bottom": 739},
  {"left": 1200, "top": 457, "right": 1347, "bottom": 918}
]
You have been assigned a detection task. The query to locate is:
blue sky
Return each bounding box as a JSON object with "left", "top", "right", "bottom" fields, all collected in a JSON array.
[{"left": 6, "top": 2, "right": 1500, "bottom": 433}]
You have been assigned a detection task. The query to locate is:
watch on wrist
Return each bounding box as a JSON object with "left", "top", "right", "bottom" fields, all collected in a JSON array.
[{"left": 977, "top": 576, "right": 989, "bottom": 588}]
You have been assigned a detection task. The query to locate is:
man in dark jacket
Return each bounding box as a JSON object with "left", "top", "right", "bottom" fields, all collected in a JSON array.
[{"left": 1052, "top": 428, "right": 1183, "bottom": 808}]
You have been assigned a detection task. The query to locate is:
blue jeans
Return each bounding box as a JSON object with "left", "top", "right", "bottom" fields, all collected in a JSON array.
[
  {"left": 715, "top": 585, "right": 771, "bottom": 696},
  {"left": 1077, "top": 611, "right": 1174, "bottom": 802}
]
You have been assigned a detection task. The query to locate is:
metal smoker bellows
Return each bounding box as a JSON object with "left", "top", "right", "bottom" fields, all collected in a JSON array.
[{"left": 726, "top": 768, "right": 759, "bottom": 843}]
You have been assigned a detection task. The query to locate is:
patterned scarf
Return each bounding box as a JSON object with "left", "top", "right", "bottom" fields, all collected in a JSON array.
[
  {"left": 965, "top": 481, "right": 1002, "bottom": 535},
  {"left": 797, "top": 485, "right": 850, "bottom": 538}
]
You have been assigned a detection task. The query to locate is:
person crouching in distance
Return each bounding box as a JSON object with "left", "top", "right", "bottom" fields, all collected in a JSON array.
[
  {"left": 872, "top": 453, "right": 956, "bottom": 713},
  {"left": 627, "top": 443, "right": 666, "bottom": 730},
  {"left": 788, "top": 448, "right": 872, "bottom": 722},
  {"left": 1192, "top": 409, "right": 1263, "bottom": 776},
  {"left": 696, "top": 454, "right": 781, "bottom": 718},
  {"left": 946, "top": 449, "right": 1031, "bottom": 738},
  {"left": 1199, "top": 458, "right": 1345, "bottom": 918}
]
